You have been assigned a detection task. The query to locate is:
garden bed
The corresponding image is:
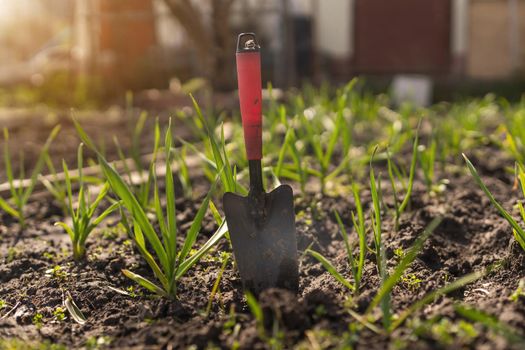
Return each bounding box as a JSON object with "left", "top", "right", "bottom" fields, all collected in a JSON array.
[{"left": 1, "top": 88, "right": 525, "bottom": 349}]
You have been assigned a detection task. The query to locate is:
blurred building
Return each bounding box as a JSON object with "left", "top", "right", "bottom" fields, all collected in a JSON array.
[
  {"left": 1, "top": 0, "right": 524, "bottom": 93},
  {"left": 467, "top": 0, "right": 525, "bottom": 79},
  {"left": 73, "top": 0, "right": 525, "bottom": 84},
  {"left": 75, "top": 0, "right": 157, "bottom": 88},
  {"left": 315, "top": 0, "right": 525, "bottom": 81}
]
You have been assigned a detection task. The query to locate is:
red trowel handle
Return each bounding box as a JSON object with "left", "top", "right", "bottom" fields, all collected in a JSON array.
[{"left": 236, "top": 33, "right": 262, "bottom": 161}]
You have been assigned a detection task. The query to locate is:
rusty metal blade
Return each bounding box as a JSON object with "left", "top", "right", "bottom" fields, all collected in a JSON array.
[{"left": 223, "top": 184, "right": 298, "bottom": 295}]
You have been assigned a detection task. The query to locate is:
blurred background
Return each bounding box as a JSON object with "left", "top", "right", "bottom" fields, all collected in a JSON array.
[{"left": 0, "top": 0, "right": 524, "bottom": 109}]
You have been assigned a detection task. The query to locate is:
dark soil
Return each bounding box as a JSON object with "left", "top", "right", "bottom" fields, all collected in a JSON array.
[{"left": 1, "top": 146, "right": 525, "bottom": 350}]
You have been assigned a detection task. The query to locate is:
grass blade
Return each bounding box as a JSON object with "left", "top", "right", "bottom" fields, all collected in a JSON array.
[
  {"left": 463, "top": 154, "right": 525, "bottom": 245},
  {"left": 0, "top": 197, "right": 19, "bottom": 219},
  {"left": 3, "top": 128, "right": 17, "bottom": 201},
  {"left": 122, "top": 269, "right": 168, "bottom": 297},
  {"left": 178, "top": 174, "right": 219, "bottom": 264},
  {"left": 366, "top": 217, "right": 441, "bottom": 315},
  {"left": 164, "top": 121, "right": 178, "bottom": 267},
  {"left": 98, "top": 155, "right": 169, "bottom": 272},
  {"left": 455, "top": 305, "right": 525, "bottom": 344},
  {"left": 351, "top": 183, "right": 366, "bottom": 291},
  {"left": 176, "top": 220, "right": 228, "bottom": 280},
  {"left": 398, "top": 126, "right": 419, "bottom": 213},
  {"left": 390, "top": 267, "right": 490, "bottom": 331},
  {"left": 334, "top": 211, "right": 357, "bottom": 289},
  {"left": 22, "top": 125, "right": 61, "bottom": 205},
  {"left": 189, "top": 94, "right": 235, "bottom": 193},
  {"left": 306, "top": 248, "right": 354, "bottom": 291},
  {"left": 130, "top": 222, "right": 169, "bottom": 290},
  {"left": 64, "top": 291, "right": 87, "bottom": 325}
]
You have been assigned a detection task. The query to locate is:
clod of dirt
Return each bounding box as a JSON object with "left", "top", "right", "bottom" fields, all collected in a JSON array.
[{"left": 258, "top": 288, "right": 309, "bottom": 332}]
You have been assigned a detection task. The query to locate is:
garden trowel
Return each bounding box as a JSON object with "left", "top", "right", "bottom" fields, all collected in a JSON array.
[{"left": 223, "top": 33, "right": 299, "bottom": 295}]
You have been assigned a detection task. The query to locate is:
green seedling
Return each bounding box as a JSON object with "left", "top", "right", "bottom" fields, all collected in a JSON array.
[
  {"left": 501, "top": 101, "right": 525, "bottom": 165},
  {"left": 245, "top": 292, "right": 265, "bottom": 337},
  {"left": 412, "top": 317, "right": 478, "bottom": 347},
  {"left": 45, "top": 265, "right": 68, "bottom": 280},
  {"left": 0, "top": 338, "right": 67, "bottom": 350},
  {"left": 40, "top": 153, "right": 68, "bottom": 215},
  {"left": 463, "top": 155, "right": 525, "bottom": 251},
  {"left": 391, "top": 266, "right": 492, "bottom": 331},
  {"left": 182, "top": 94, "right": 244, "bottom": 196},
  {"left": 298, "top": 81, "right": 356, "bottom": 194},
  {"left": 369, "top": 149, "right": 391, "bottom": 328},
  {"left": 305, "top": 187, "right": 366, "bottom": 294},
  {"left": 64, "top": 291, "right": 87, "bottom": 325},
  {"left": 455, "top": 305, "right": 525, "bottom": 344},
  {"left": 364, "top": 217, "right": 441, "bottom": 328},
  {"left": 336, "top": 210, "right": 359, "bottom": 292},
  {"left": 94, "top": 121, "right": 228, "bottom": 298},
  {"left": 386, "top": 125, "right": 419, "bottom": 231},
  {"left": 393, "top": 247, "right": 405, "bottom": 260},
  {"left": 41, "top": 153, "right": 104, "bottom": 217},
  {"left": 130, "top": 111, "right": 148, "bottom": 171},
  {"left": 174, "top": 144, "right": 193, "bottom": 199},
  {"left": 85, "top": 336, "right": 112, "bottom": 350},
  {"left": 32, "top": 313, "right": 44, "bottom": 328},
  {"left": 245, "top": 292, "right": 285, "bottom": 349},
  {"left": 509, "top": 278, "right": 525, "bottom": 302},
  {"left": 307, "top": 156, "right": 406, "bottom": 305},
  {"left": 306, "top": 247, "right": 354, "bottom": 292},
  {"left": 53, "top": 307, "right": 66, "bottom": 322},
  {"left": 401, "top": 273, "right": 423, "bottom": 292},
  {"left": 205, "top": 252, "right": 230, "bottom": 316},
  {"left": 503, "top": 126, "right": 524, "bottom": 166},
  {"left": 350, "top": 183, "right": 367, "bottom": 291},
  {"left": 55, "top": 144, "right": 119, "bottom": 261},
  {"left": 419, "top": 137, "right": 449, "bottom": 195},
  {"left": 0, "top": 125, "right": 60, "bottom": 228},
  {"left": 6, "top": 247, "right": 17, "bottom": 263},
  {"left": 275, "top": 127, "right": 308, "bottom": 194},
  {"left": 271, "top": 80, "right": 359, "bottom": 196},
  {"left": 419, "top": 138, "right": 437, "bottom": 192},
  {"left": 369, "top": 150, "right": 384, "bottom": 276},
  {"left": 113, "top": 116, "right": 161, "bottom": 208}
]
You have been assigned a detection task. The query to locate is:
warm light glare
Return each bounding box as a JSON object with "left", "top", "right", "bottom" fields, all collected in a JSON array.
[{"left": 0, "top": 2, "right": 14, "bottom": 19}]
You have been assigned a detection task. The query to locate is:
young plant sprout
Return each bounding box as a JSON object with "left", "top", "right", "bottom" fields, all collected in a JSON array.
[
  {"left": 297, "top": 86, "right": 353, "bottom": 194},
  {"left": 463, "top": 155, "right": 525, "bottom": 250},
  {"left": 40, "top": 153, "right": 68, "bottom": 215},
  {"left": 272, "top": 80, "right": 357, "bottom": 196},
  {"left": 386, "top": 125, "right": 419, "bottom": 231},
  {"left": 174, "top": 144, "right": 193, "bottom": 199},
  {"left": 95, "top": 121, "right": 228, "bottom": 298},
  {"left": 419, "top": 137, "right": 441, "bottom": 193},
  {"left": 181, "top": 94, "right": 245, "bottom": 195},
  {"left": 350, "top": 184, "right": 367, "bottom": 291},
  {"left": 501, "top": 103, "right": 525, "bottom": 166},
  {"left": 0, "top": 125, "right": 60, "bottom": 228},
  {"left": 306, "top": 183, "right": 368, "bottom": 293},
  {"left": 369, "top": 150, "right": 391, "bottom": 328},
  {"left": 55, "top": 144, "right": 119, "bottom": 261},
  {"left": 365, "top": 217, "right": 441, "bottom": 326},
  {"left": 276, "top": 126, "right": 311, "bottom": 195},
  {"left": 113, "top": 114, "right": 161, "bottom": 208}
]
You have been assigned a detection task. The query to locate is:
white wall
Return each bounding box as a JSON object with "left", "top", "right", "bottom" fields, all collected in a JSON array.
[
  {"left": 153, "top": 0, "right": 185, "bottom": 48},
  {"left": 451, "top": 0, "right": 468, "bottom": 56},
  {"left": 316, "top": 0, "right": 352, "bottom": 58}
]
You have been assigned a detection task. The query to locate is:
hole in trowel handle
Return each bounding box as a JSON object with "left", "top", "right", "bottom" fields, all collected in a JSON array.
[{"left": 237, "top": 33, "right": 260, "bottom": 53}]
